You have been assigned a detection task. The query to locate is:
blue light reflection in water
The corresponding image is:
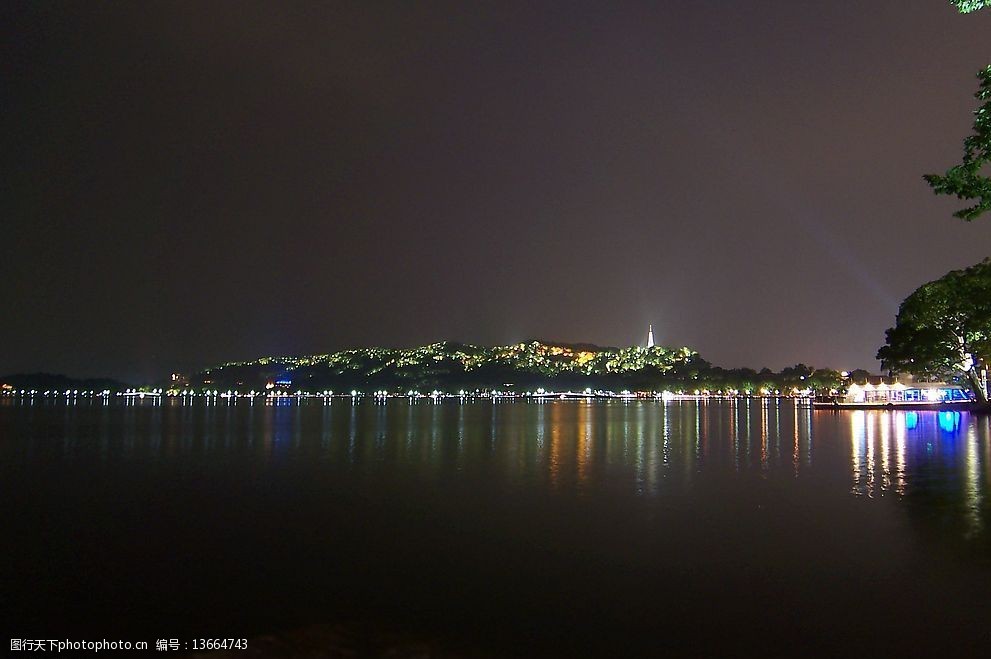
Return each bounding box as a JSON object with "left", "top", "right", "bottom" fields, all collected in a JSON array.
[
  {"left": 1, "top": 397, "right": 990, "bottom": 654},
  {"left": 939, "top": 410, "right": 961, "bottom": 433}
]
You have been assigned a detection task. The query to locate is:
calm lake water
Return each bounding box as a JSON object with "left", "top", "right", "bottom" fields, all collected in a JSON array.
[{"left": 3, "top": 398, "right": 990, "bottom": 656}]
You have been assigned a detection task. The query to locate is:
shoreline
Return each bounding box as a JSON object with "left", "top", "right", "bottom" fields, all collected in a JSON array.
[{"left": 811, "top": 400, "right": 986, "bottom": 412}]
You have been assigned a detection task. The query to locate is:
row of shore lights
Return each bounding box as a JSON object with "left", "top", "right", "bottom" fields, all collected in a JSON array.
[
  {"left": 166, "top": 389, "right": 812, "bottom": 398},
  {"left": 167, "top": 389, "right": 495, "bottom": 398},
  {"left": 159, "top": 389, "right": 554, "bottom": 399},
  {"left": 1, "top": 389, "right": 113, "bottom": 396},
  {"left": 5, "top": 387, "right": 815, "bottom": 399}
]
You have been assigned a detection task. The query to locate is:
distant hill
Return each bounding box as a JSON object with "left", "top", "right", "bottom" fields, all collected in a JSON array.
[
  {"left": 0, "top": 372, "right": 130, "bottom": 392},
  {"left": 0, "top": 342, "right": 860, "bottom": 396},
  {"left": 175, "top": 340, "right": 847, "bottom": 394},
  {"left": 180, "top": 340, "right": 705, "bottom": 393}
]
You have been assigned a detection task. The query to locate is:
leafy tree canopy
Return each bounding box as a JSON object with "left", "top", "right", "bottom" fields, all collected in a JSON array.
[
  {"left": 877, "top": 258, "right": 991, "bottom": 402},
  {"left": 951, "top": 0, "right": 990, "bottom": 13},
  {"left": 924, "top": 64, "right": 991, "bottom": 221},
  {"left": 924, "top": 2, "right": 991, "bottom": 219}
]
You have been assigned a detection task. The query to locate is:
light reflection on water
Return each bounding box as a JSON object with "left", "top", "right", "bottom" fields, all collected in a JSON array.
[
  {"left": 848, "top": 408, "right": 990, "bottom": 535},
  {"left": 5, "top": 399, "right": 986, "bottom": 496},
  {"left": 3, "top": 397, "right": 991, "bottom": 654},
  {"left": 2, "top": 398, "right": 989, "bottom": 537}
]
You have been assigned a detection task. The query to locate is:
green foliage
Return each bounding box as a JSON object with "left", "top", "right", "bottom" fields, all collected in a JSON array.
[
  {"left": 192, "top": 340, "right": 854, "bottom": 395},
  {"left": 206, "top": 340, "right": 706, "bottom": 391},
  {"left": 926, "top": 2, "right": 989, "bottom": 219},
  {"left": 950, "top": 0, "right": 990, "bottom": 13},
  {"left": 877, "top": 258, "right": 991, "bottom": 401},
  {"left": 924, "top": 64, "right": 991, "bottom": 221}
]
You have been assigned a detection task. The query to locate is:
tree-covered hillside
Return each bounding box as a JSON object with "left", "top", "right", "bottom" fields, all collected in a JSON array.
[{"left": 179, "top": 340, "right": 844, "bottom": 395}]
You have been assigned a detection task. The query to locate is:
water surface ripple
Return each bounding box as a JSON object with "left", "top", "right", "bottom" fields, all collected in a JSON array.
[{"left": 2, "top": 398, "right": 989, "bottom": 656}]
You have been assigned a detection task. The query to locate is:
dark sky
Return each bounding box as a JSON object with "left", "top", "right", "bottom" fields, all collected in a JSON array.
[{"left": 3, "top": 1, "right": 991, "bottom": 382}]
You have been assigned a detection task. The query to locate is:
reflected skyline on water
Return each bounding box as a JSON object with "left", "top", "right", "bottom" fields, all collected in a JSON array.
[
  {"left": 3, "top": 397, "right": 989, "bottom": 538},
  {"left": 4, "top": 397, "right": 991, "bottom": 655}
]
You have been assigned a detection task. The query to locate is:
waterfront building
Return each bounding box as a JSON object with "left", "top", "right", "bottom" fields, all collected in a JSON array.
[{"left": 841, "top": 381, "right": 971, "bottom": 405}]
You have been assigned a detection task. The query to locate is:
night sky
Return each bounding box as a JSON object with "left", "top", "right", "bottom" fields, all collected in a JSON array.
[{"left": 4, "top": 1, "right": 991, "bottom": 382}]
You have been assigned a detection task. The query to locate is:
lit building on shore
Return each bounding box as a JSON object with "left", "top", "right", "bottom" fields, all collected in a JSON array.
[{"left": 842, "top": 381, "right": 971, "bottom": 405}]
